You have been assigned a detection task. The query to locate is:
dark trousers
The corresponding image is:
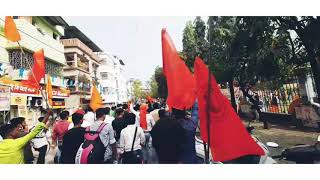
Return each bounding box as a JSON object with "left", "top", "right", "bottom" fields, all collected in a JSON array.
[{"left": 35, "top": 145, "right": 48, "bottom": 164}]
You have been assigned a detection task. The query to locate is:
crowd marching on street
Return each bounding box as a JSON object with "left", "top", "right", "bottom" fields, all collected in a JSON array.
[{"left": 0, "top": 98, "right": 201, "bottom": 164}]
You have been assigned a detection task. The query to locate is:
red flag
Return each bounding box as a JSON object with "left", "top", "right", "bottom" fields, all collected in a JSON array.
[
  {"left": 161, "top": 29, "right": 196, "bottom": 110},
  {"left": 139, "top": 104, "right": 148, "bottom": 130},
  {"left": 21, "top": 49, "right": 45, "bottom": 88},
  {"left": 194, "top": 57, "right": 265, "bottom": 162},
  {"left": 4, "top": 16, "right": 21, "bottom": 42}
]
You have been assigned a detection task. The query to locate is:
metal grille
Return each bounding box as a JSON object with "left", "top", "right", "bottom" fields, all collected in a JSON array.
[
  {"left": 46, "top": 60, "right": 62, "bottom": 76},
  {"left": 247, "top": 71, "right": 317, "bottom": 114},
  {"left": 9, "top": 50, "right": 34, "bottom": 69},
  {"left": 9, "top": 50, "right": 62, "bottom": 76}
]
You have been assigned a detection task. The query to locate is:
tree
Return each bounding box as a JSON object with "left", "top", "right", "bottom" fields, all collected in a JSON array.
[
  {"left": 275, "top": 16, "right": 320, "bottom": 101},
  {"left": 182, "top": 17, "right": 209, "bottom": 71},
  {"left": 182, "top": 21, "right": 196, "bottom": 69},
  {"left": 146, "top": 74, "right": 158, "bottom": 98},
  {"left": 132, "top": 79, "right": 143, "bottom": 99}
]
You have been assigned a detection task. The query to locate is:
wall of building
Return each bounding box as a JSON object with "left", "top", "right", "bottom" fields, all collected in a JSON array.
[{"left": 5, "top": 18, "right": 66, "bottom": 65}]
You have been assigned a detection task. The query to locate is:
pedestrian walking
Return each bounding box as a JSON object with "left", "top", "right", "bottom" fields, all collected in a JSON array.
[
  {"left": 150, "top": 102, "right": 160, "bottom": 122},
  {"left": 52, "top": 111, "right": 70, "bottom": 163},
  {"left": 172, "top": 106, "right": 198, "bottom": 164},
  {"left": 0, "top": 110, "right": 52, "bottom": 164},
  {"left": 76, "top": 108, "right": 117, "bottom": 164},
  {"left": 104, "top": 107, "right": 115, "bottom": 125},
  {"left": 112, "top": 108, "right": 127, "bottom": 141},
  {"left": 10, "top": 117, "right": 34, "bottom": 164},
  {"left": 119, "top": 113, "right": 145, "bottom": 164},
  {"left": 30, "top": 117, "right": 49, "bottom": 164},
  {"left": 60, "top": 112, "right": 86, "bottom": 164},
  {"left": 83, "top": 107, "right": 95, "bottom": 127},
  {"left": 151, "top": 117, "right": 185, "bottom": 164},
  {"left": 139, "top": 103, "right": 155, "bottom": 163}
]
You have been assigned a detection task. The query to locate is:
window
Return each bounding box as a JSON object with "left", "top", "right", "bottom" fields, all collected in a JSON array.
[
  {"left": 100, "top": 72, "right": 108, "bottom": 80},
  {"left": 13, "top": 16, "right": 19, "bottom": 19}
]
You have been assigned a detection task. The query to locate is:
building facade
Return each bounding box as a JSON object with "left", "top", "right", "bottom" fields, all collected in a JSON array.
[
  {"left": 97, "top": 52, "right": 128, "bottom": 105},
  {"left": 60, "top": 26, "right": 102, "bottom": 111},
  {"left": 0, "top": 16, "right": 70, "bottom": 126}
]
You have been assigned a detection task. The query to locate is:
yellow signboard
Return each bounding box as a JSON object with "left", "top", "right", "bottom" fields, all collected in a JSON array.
[
  {"left": 11, "top": 96, "right": 27, "bottom": 105},
  {"left": 18, "top": 105, "right": 28, "bottom": 118}
]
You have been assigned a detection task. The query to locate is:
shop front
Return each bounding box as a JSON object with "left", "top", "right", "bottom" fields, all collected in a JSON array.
[{"left": 0, "top": 77, "right": 70, "bottom": 127}]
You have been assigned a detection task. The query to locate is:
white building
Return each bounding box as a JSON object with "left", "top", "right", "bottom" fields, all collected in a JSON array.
[{"left": 97, "top": 52, "right": 128, "bottom": 105}]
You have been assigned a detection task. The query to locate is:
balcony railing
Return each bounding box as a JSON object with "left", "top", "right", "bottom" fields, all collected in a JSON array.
[
  {"left": 60, "top": 38, "right": 101, "bottom": 62},
  {"left": 64, "top": 60, "right": 90, "bottom": 73}
]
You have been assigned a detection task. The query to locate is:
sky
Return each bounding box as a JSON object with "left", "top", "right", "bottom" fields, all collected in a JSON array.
[{"left": 63, "top": 16, "right": 195, "bottom": 85}]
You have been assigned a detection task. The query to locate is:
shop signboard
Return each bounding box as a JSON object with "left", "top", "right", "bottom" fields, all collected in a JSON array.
[
  {"left": 11, "top": 95, "right": 27, "bottom": 105},
  {"left": 18, "top": 105, "right": 28, "bottom": 118},
  {"left": 0, "top": 84, "right": 11, "bottom": 111}
]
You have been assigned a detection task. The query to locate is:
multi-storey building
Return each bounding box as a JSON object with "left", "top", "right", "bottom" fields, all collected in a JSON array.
[
  {"left": 60, "top": 26, "right": 102, "bottom": 111},
  {"left": 0, "top": 16, "right": 70, "bottom": 125},
  {"left": 97, "top": 52, "right": 128, "bottom": 105}
]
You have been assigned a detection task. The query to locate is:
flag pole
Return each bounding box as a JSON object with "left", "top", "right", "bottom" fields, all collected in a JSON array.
[
  {"left": 17, "top": 42, "right": 50, "bottom": 109},
  {"left": 205, "top": 23, "right": 213, "bottom": 164}
]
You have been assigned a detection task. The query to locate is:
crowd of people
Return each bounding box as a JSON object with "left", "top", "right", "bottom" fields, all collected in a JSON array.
[{"left": 0, "top": 99, "right": 201, "bottom": 164}]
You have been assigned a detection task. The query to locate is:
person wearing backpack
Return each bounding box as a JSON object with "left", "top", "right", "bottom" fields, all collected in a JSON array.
[
  {"left": 119, "top": 113, "right": 145, "bottom": 164},
  {"left": 76, "top": 108, "right": 117, "bottom": 164}
]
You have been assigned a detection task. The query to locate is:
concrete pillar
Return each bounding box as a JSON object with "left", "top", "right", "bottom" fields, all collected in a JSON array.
[
  {"left": 75, "top": 75, "right": 79, "bottom": 92},
  {"left": 74, "top": 53, "right": 78, "bottom": 68}
]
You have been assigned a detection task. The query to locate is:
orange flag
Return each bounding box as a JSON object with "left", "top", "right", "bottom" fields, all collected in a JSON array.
[
  {"left": 161, "top": 28, "right": 196, "bottom": 110},
  {"left": 21, "top": 49, "right": 45, "bottom": 88},
  {"left": 194, "top": 57, "right": 265, "bottom": 162},
  {"left": 4, "top": 16, "right": 21, "bottom": 42},
  {"left": 139, "top": 103, "right": 148, "bottom": 130},
  {"left": 89, "top": 85, "right": 103, "bottom": 112},
  {"left": 46, "top": 75, "right": 53, "bottom": 106}
]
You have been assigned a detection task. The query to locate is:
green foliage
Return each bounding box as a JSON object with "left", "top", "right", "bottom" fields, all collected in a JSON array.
[
  {"left": 146, "top": 74, "right": 158, "bottom": 98},
  {"left": 132, "top": 80, "right": 144, "bottom": 99},
  {"left": 182, "top": 17, "right": 209, "bottom": 71}
]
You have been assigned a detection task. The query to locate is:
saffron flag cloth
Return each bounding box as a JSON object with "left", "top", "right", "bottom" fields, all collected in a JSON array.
[
  {"left": 161, "top": 28, "right": 196, "bottom": 110},
  {"left": 146, "top": 95, "right": 154, "bottom": 103},
  {"left": 21, "top": 49, "right": 45, "bottom": 88},
  {"left": 46, "top": 75, "right": 53, "bottom": 106},
  {"left": 194, "top": 57, "right": 265, "bottom": 162},
  {"left": 139, "top": 104, "right": 148, "bottom": 130},
  {"left": 4, "top": 16, "right": 21, "bottom": 42},
  {"left": 89, "top": 85, "right": 103, "bottom": 112}
]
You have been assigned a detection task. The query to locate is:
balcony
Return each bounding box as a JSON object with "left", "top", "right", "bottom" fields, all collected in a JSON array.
[
  {"left": 6, "top": 19, "right": 66, "bottom": 65},
  {"left": 60, "top": 38, "right": 101, "bottom": 62}
]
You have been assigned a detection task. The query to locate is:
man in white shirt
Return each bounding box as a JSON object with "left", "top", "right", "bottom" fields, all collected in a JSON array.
[
  {"left": 30, "top": 117, "right": 49, "bottom": 164},
  {"left": 104, "top": 107, "right": 115, "bottom": 125},
  {"left": 130, "top": 103, "right": 140, "bottom": 126},
  {"left": 83, "top": 107, "right": 95, "bottom": 126},
  {"left": 119, "top": 113, "right": 145, "bottom": 164}
]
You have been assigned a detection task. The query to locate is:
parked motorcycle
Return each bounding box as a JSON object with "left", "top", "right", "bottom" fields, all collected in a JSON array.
[{"left": 271, "top": 135, "right": 320, "bottom": 164}]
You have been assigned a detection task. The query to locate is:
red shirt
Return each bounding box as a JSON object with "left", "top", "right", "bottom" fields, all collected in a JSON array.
[{"left": 52, "top": 120, "right": 70, "bottom": 145}]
